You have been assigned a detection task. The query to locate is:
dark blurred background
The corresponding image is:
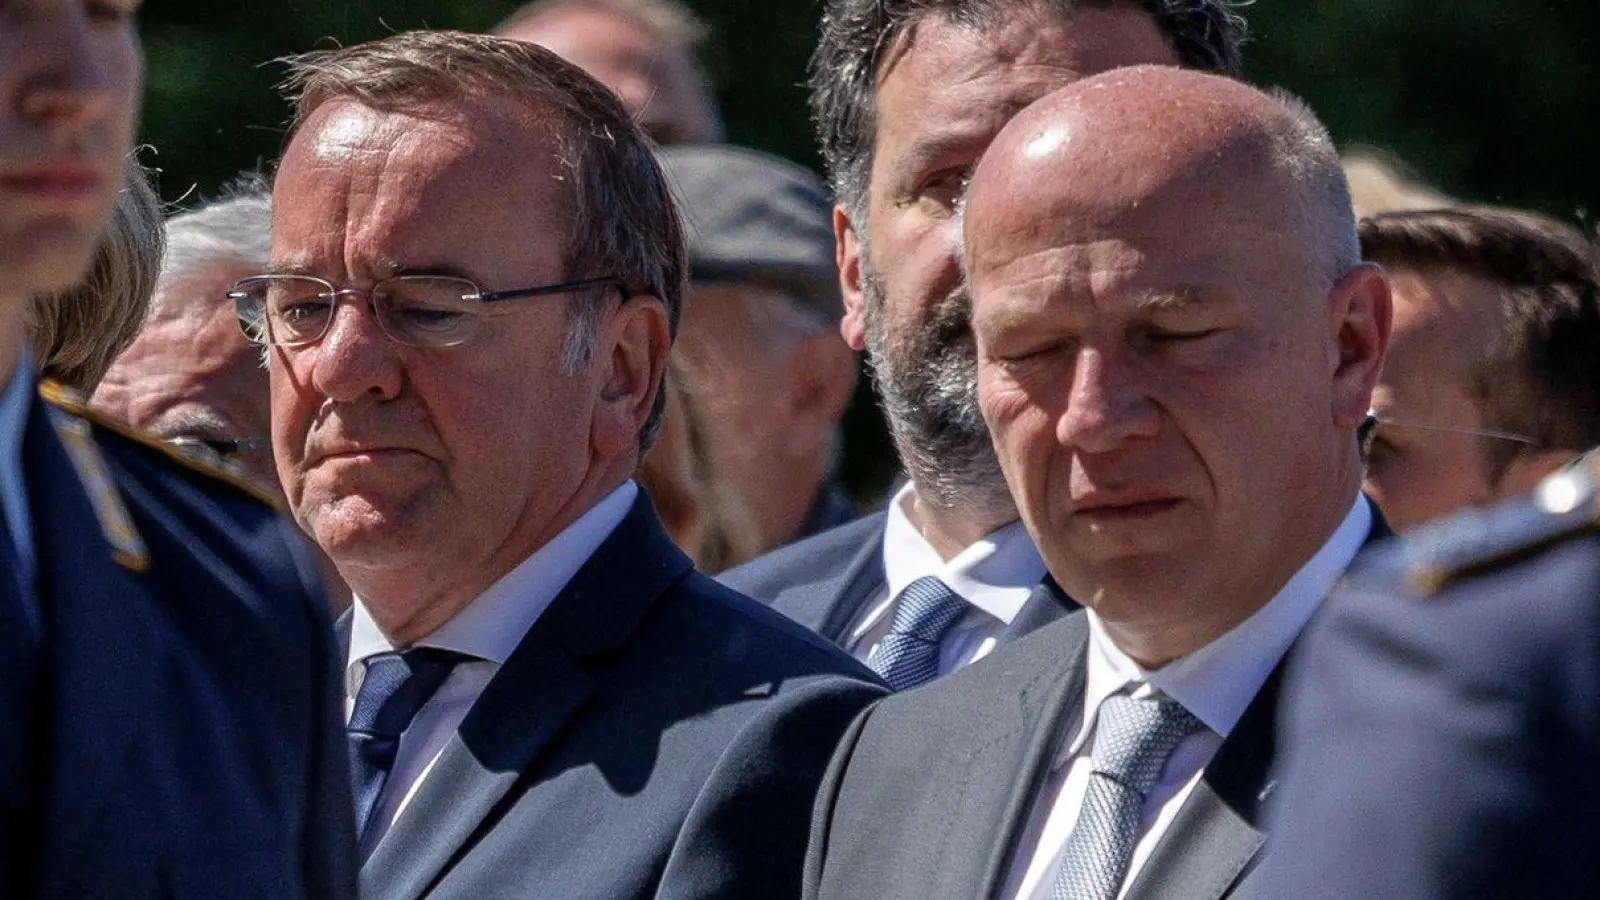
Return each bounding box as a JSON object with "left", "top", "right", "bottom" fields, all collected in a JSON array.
[{"left": 137, "top": 1, "right": 1599, "bottom": 501}]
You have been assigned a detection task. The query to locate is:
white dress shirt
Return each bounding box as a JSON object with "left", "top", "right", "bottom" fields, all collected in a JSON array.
[
  {"left": 0, "top": 354, "right": 35, "bottom": 595},
  {"left": 345, "top": 480, "right": 638, "bottom": 856},
  {"left": 1003, "top": 496, "right": 1373, "bottom": 900},
  {"left": 847, "top": 481, "right": 1047, "bottom": 674}
]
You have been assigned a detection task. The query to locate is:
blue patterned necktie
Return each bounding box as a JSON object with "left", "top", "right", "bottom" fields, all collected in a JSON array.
[
  {"left": 347, "top": 648, "right": 466, "bottom": 842},
  {"left": 1047, "top": 692, "right": 1204, "bottom": 900},
  {"left": 867, "top": 575, "right": 968, "bottom": 691}
]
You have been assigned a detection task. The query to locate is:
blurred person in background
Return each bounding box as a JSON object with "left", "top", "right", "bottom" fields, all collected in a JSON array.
[
  {"left": 91, "top": 178, "right": 353, "bottom": 610},
  {"left": 27, "top": 156, "right": 162, "bottom": 393},
  {"left": 1360, "top": 205, "right": 1600, "bottom": 531},
  {"left": 722, "top": 0, "right": 1246, "bottom": 691},
  {"left": 258, "top": 31, "right": 881, "bottom": 898},
  {"left": 1342, "top": 147, "right": 1455, "bottom": 219},
  {"left": 1264, "top": 451, "right": 1600, "bottom": 900},
  {"left": 0, "top": 4, "right": 355, "bottom": 896},
  {"left": 93, "top": 180, "right": 273, "bottom": 482},
  {"left": 494, "top": 0, "right": 724, "bottom": 145},
  {"left": 656, "top": 143, "right": 859, "bottom": 572}
]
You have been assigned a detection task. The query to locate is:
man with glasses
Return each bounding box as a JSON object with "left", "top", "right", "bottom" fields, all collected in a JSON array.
[
  {"left": 0, "top": 3, "right": 356, "bottom": 897},
  {"left": 1359, "top": 205, "right": 1600, "bottom": 531},
  {"left": 254, "top": 30, "right": 883, "bottom": 900}
]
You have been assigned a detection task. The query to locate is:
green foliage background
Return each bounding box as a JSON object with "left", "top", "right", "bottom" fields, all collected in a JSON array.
[{"left": 135, "top": 1, "right": 1599, "bottom": 499}]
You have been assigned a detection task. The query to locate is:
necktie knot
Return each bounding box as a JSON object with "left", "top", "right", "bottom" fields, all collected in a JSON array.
[
  {"left": 867, "top": 576, "right": 968, "bottom": 691},
  {"left": 1090, "top": 692, "right": 1204, "bottom": 797},
  {"left": 349, "top": 647, "right": 467, "bottom": 738}
]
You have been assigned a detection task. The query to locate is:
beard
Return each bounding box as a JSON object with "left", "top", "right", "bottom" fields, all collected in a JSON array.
[{"left": 859, "top": 256, "right": 1015, "bottom": 521}]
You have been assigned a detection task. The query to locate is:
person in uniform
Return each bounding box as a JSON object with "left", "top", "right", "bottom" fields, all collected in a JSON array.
[
  {"left": 1, "top": 4, "right": 356, "bottom": 897},
  {"left": 1262, "top": 450, "right": 1600, "bottom": 899}
]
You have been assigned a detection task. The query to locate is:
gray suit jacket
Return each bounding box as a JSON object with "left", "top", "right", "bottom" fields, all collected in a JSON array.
[
  {"left": 805, "top": 512, "right": 1392, "bottom": 900},
  {"left": 358, "top": 494, "right": 886, "bottom": 900}
]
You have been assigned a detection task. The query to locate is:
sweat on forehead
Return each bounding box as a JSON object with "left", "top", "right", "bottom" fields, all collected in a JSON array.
[{"left": 963, "top": 64, "right": 1356, "bottom": 283}]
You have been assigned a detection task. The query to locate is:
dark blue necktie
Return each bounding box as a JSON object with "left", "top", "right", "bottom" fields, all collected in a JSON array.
[
  {"left": 866, "top": 575, "right": 968, "bottom": 691},
  {"left": 347, "top": 648, "right": 465, "bottom": 842}
]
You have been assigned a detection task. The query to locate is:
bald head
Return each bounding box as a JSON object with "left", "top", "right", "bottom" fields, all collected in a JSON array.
[
  {"left": 964, "top": 65, "right": 1357, "bottom": 294},
  {"left": 962, "top": 64, "right": 1390, "bottom": 667}
]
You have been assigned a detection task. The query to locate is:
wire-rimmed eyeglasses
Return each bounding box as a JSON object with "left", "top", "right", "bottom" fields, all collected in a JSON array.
[
  {"left": 1359, "top": 410, "right": 1542, "bottom": 458},
  {"left": 230, "top": 273, "right": 627, "bottom": 348}
]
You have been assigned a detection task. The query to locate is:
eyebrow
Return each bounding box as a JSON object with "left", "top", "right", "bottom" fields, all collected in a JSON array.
[
  {"left": 1133, "top": 288, "right": 1216, "bottom": 312},
  {"left": 262, "top": 259, "right": 490, "bottom": 284},
  {"left": 895, "top": 127, "right": 987, "bottom": 180}
]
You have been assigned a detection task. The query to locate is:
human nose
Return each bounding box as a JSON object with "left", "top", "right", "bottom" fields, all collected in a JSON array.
[
  {"left": 1056, "top": 347, "right": 1161, "bottom": 454},
  {"left": 13, "top": 8, "right": 128, "bottom": 137},
  {"left": 306, "top": 297, "right": 405, "bottom": 403}
]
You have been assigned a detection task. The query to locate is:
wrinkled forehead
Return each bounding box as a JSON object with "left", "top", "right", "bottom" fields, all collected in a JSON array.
[{"left": 271, "top": 99, "right": 571, "bottom": 279}]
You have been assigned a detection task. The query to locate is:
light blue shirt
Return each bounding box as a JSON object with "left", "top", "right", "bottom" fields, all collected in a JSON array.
[{"left": 0, "top": 352, "right": 35, "bottom": 595}]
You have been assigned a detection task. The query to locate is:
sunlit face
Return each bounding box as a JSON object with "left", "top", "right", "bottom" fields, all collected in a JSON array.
[
  {"left": 1363, "top": 267, "right": 1518, "bottom": 530},
  {"left": 0, "top": 0, "right": 143, "bottom": 300},
  {"left": 93, "top": 263, "right": 275, "bottom": 486},
  {"left": 268, "top": 99, "right": 613, "bottom": 604},
  {"left": 971, "top": 162, "right": 1378, "bottom": 632},
  {"left": 842, "top": 6, "right": 1176, "bottom": 510},
  {"left": 501, "top": 8, "right": 716, "bottom": 144}
]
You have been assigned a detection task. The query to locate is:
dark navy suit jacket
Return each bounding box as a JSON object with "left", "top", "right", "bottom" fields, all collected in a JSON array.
[
  {"left": 355, "top": 492, "right": 887, "bottom": 900},
  {"left": 720, "top": 510, "right": 1074, "bottom": 653},
  {"left": 1263, "top": 487, "right": 1600, "bottom": 900},
  {"left": 3, "top": 387, "right": 356, "bottom": 899}
]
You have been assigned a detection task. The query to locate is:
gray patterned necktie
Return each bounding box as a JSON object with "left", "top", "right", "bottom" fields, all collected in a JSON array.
[
  {"left": 866, "top": 575, "right": 968, "bottom": 691},
  {"left": 1047, "top": 692, "right": 1203, "bottom": 900}
]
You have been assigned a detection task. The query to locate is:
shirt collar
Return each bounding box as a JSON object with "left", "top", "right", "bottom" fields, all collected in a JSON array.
[
  {"left": 346, "top": 480, "right": 639, "bottom": 690},
  {"left": 880, "top": 481, "right": 1047, "bottom": 625},
  {"left": 1071, "top": 495, "right": 1373, "bottom": 754}
]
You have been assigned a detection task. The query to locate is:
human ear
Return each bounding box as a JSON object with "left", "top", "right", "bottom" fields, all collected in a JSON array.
[
  {"left": 835, "top": 205, "right": 868, "bottom": 351},
  {"left": 594, "top": 295, "right": 671, "bottom": 459},
  {"left": 1328, "top": 263, "right": 1393, "bottom": 430}
]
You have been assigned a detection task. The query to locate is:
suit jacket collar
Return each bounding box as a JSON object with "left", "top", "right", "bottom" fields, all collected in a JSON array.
[
  {"left": 23, "top": 394, "right": 157, "bottom": 884},
  {"left": 996, "top": 576, "right": 1077, "bottom": 646},
  {"left": 778, "top": 511, "right": 887, "bottom": 642},
  {"left": 360, "top": 492, "right": 694, "bottom": 900}
]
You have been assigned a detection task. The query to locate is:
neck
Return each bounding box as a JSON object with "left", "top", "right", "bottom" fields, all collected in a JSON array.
[
  {"left": 904, "top": 485, "right": 1017, "bottom": 561},
  {"left": 1098, "top": 462, "right": 1365, "bottom": 669},
  {"left": 350, "top": 463, "right": 633, "bottom": 646}
]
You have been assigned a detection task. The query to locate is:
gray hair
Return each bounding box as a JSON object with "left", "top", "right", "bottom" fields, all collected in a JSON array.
[
  {"left": 279, "top": 29, "right": 688, "bottom": 456},
  {"left": 811, "top": 0, "right": 1248, "bottom": 228},
  {"left": 1265, "top": 88, "right": 1362, "bottom": 289},
  {"left": 162, "top": 174, "right": 273, "bottom": 287}
]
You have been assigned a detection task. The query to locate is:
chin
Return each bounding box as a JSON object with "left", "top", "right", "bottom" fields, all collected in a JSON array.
[{"left": 1, "top": 231, "right": 100, "bottom": 296}]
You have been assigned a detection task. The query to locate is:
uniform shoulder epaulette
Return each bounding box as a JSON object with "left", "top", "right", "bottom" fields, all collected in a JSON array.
[
  {"left": 39, "top": 379, "right": 283, "bottom": 511},
  {"left": 1371, "top": 452, "right": 1600, "bottom": 597}
]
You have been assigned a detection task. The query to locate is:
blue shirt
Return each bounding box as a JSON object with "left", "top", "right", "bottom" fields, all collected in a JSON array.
[{"left": 0, "top": 352, "right": 36, "bottom": 596}]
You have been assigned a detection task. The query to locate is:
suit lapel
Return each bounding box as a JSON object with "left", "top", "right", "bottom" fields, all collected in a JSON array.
[
  {"left": 1121, "top": 667, "right": 1283, "bottom": 900},
  {"left": 970, "top": 613, "right": 1091, "bottom": 899},
  {"left": 24, "top": 395, "right": 156, "bottom": 881},
  {"left": 782, "top": 513, "right": 887, "bottom": 643},
  {"left": 996, "top": 576, "right": 1077, "bottom": 647},
  {"left": 360, "top": 494, "right": 695, "bottom": 900}
]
